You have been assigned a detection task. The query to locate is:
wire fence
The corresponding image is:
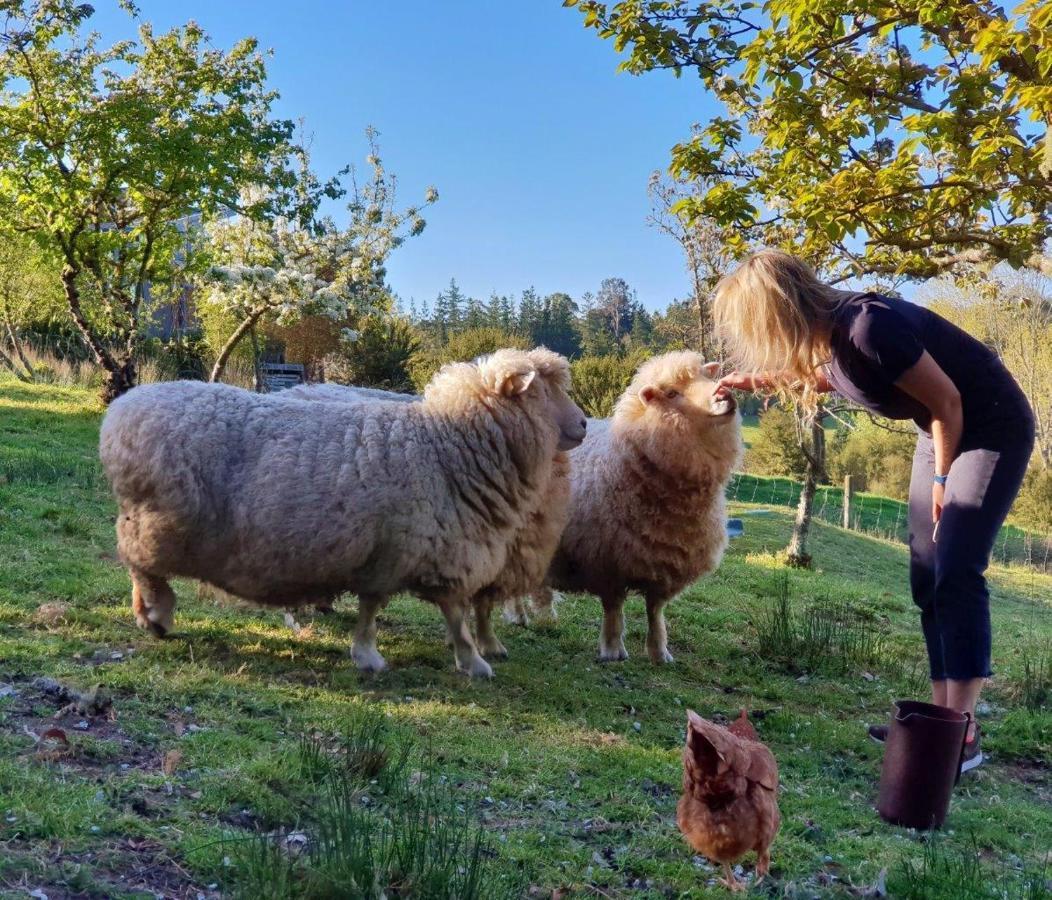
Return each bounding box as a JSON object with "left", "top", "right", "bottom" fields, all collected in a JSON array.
[{"left": 727, "top": 472, "right": 1052, "bottom": 572}]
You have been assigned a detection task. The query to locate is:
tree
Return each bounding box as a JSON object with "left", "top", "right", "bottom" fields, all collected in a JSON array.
[
  {"left": 433, "top": 278, "right": 466, "bottom": 341},
  {"left": 517, "top": 286, "right": 543, "bottom": 339},
  {"left": 595, "top": 277, "right": 636, "bottom": 344},
  {"left": 0, "top": 1, "right": 298, "bottom": 400},
  {"left": 647, "top": 172, "right": 736, "bottom": 358},
  {"left": 0, "top": 230, "right": 63, "bottom": 381},
  {"left": 535, "top": 291, "right": 582, "bottom": 358},
  {"left": 569, "top": 0, "right": 1052, "bottom": 279},
  {"left": 921, "top": 265, "right": 1052, "bottom": 468},
  {"left": 201, "top": 137, "right": 436, "bottom": 383}
]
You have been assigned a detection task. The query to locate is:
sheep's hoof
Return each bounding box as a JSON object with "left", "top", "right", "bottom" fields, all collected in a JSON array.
[
  {"left": 463, "top": 657, "right": 494, "bottom": 679},
  {"left": 481, "top": 642, "right": 509, "bottom": 661},
  {"left": 648, "top": 647, "right": 675, "bottom": 665},
  {"left": 136, "top": 610, "right": 172, "bottom": 638},
  {"left": 502, "top": 608, "right": 528, "bottom": 627},
  {"left": 351, "top": 646, "right": 388, "bottom": 673},
  {"left": 598, "top": 644, "right": 629, "bottom": 663}
]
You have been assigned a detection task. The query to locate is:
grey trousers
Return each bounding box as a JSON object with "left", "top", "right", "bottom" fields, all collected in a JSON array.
[{"left": 908, "top": 423, "right": 1034, "bottom": 680}]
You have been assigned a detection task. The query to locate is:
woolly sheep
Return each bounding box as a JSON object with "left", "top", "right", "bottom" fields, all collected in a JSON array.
[
  {"left": 284, "top": 347, "right": 574, "bottom": 658},
  {"left": 99, "top": 349, "right": 586, "bottom": 678},
  {"left": 526, "top": 351, "right": 742, "bottom": 664}
]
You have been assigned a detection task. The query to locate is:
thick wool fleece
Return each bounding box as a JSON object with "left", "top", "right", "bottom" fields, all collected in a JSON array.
[
  {"left": 284, "top": 348, "right": 575, "bottom": 655},
  {"left": 545, "top": 351, "right": 743, "bottom": 662},
  {"left": 99, "top": 349, "right": 561, "bottom": 676}
]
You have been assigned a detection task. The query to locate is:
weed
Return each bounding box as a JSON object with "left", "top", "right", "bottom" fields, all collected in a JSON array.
[
  {"left": 887, "top": 832, "right": 1051, "bottom": 900},
  {"left": 751, "top": 573, "right": 887, "bottom": 675},
  {"left": 1019, "top": 641, "right": 1051, "bottom": 712}
]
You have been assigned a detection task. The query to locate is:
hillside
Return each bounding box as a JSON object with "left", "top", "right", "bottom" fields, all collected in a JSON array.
[{"left": 0, "top": 377, "right": 1049, "bottom": 898}]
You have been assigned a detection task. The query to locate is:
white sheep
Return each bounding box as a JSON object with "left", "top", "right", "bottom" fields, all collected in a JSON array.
[
  {"left": 99, "top": 349, "right": 586, "bottom": 678},
  {"left": 526, "top": 351, "right": 742, "bottom": 664},
  {"left": 284, "top": 347, "right": 574, "bottom": 658}
]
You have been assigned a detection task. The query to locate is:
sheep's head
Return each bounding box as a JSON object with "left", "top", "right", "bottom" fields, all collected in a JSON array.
[
  {"left": 426, "top": 348, "right": 586, "bottom": 451},
  {"left": 616, "top": 351, "right": 740, "bottom": 436}
]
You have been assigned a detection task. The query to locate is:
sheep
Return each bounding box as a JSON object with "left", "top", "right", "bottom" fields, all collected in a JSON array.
[
  {"left": 99, "top": 349, "right": 586, "bottom": 679},
  {"left": 284, "top": 348, "right": 574, "bottom": 657},
  {"left": 524, "top": 351, "right": 742, "bottom": 664}
]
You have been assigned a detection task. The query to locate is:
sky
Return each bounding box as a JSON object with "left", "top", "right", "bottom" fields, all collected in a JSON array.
[{"left": 86, "top": 1, "right": 716, "bottom": 313}]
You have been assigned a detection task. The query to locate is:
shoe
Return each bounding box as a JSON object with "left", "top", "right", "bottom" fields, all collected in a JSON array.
[
  {"left": 959, "top": 725, "right": 983, "bottom": 774},
  {"left": 868, "top": 724, "right": 888, "bottom": 744}
]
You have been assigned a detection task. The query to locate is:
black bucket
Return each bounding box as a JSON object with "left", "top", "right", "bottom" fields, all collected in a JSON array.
[{"left": 877, "top": 700, "right": 970, "bottom": 830}]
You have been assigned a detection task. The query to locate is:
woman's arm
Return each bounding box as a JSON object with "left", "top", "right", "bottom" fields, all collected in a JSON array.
[
  {"left": 718, "top": 370, "right": 834, "bottom": 394},
  {"left": 893, "top": 351, "right": 963, "bottom": 523}
]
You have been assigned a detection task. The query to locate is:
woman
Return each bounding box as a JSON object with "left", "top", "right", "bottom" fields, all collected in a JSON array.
[{"left": 714, "top": 250, "right": 1035, "bottom": 773}]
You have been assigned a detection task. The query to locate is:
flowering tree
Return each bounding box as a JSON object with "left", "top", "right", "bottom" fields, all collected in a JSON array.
[
  {"left": 201, "top": 138, "right": 437, "bottom": 383},
  {"left": 0, "top": 1, "right": 297, "bottom": 401}
]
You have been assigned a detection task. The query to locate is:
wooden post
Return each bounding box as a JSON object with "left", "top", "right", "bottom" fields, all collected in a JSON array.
[{"left": 843, "top": 474, "right": 854, "bottom": 530}]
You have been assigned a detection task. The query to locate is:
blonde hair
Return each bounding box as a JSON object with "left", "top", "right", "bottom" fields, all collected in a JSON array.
[{"left": 713, "top": 249, "right": 841, "bottom": 409}]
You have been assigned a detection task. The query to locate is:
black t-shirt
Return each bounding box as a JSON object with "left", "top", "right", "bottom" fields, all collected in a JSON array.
[{"left": 825, "top": 293, "right": 1030, "bottom": 437}]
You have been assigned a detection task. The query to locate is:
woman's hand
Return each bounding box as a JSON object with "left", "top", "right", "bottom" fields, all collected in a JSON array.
[
  {"left": 718, "top": 372, "right": 766, "bottom": 393},
  {"left": 932, "top": 481, "right": 945, "bottom": 524}
]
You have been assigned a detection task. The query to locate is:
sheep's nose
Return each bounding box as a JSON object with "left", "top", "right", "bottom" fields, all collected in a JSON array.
[{"left": 579, "top": 418, "right": 587, "bottom": 431}]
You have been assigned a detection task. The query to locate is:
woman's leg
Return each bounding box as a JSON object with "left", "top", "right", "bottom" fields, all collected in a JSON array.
[
  {"left": 933, "top": 434, "right": 1033, "bottom": 725},
  {"left": 907, "top": 433, "right": 945, "bottom": 694}
]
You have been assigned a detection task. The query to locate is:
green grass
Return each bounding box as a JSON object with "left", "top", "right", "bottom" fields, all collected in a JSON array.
[{"left": 1, "top": 375, "right": 1050, "bottom": 898}]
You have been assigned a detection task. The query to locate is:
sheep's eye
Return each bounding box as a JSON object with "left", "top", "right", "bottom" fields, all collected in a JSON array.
[{"left": 665, "top": 388, "right": 679, "bottom": 399}]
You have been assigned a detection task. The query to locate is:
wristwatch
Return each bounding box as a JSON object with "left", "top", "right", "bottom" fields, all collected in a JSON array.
[{"left": 933, "top": 473, "right": 948, "bottom": 486}]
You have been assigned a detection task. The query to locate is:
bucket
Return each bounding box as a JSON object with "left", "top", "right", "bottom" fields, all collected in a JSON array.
[{"left": 877, "top": 700, "right": 970, "bottom": 830}]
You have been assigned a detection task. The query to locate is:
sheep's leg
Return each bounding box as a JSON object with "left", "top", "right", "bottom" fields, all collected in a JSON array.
[
  {"left": 597, "top": 593, "right": 628, "bottom": 662},
  {"left": 473, "top": 598, "right": 508, "bottom": 660},
  {"left": 644, "top": 593, "right": 674, "bottom": 664},
  {"left": 438, "top": 599, "right": 493, "bottom": 679},
  {"left": 529, "top": 586, "right": 559, "bottom": 624},
  {"left": 130, "top": 570, "right": 176, "bottom": 638},
  {"left": 351, "top": 593, "right": 389, "bottom": 673},
  {"left": 501, "top": 596, "right": 529, "bottom": 626}
]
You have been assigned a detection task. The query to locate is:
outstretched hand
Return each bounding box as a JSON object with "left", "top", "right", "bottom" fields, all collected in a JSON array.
[{"left": 718, "top": 372, "right": 763, "bottom": 394}]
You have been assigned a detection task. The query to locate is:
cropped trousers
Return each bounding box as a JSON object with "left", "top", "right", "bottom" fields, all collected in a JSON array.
[{"left": 907, "top": 412, "right": 1034, "bottom": 681}]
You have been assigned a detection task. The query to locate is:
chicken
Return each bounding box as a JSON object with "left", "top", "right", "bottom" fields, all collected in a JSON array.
[
  {"left": 677, "top": 710, "right": 780, "bottom": 892},
  {"left": 727, "top": 708, "right": 759, "bottom": 742}
]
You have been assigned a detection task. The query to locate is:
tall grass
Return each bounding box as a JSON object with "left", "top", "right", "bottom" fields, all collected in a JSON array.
[
  {"left": 751, "top": 574, "right": 887, "bottom": 676},
  {"left": 233, "top": 711, "right": 524, "bottom": 900}
]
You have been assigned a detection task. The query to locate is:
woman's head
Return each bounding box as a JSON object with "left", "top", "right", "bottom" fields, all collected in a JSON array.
[{"left": 713, "top": 249, "right": 840, "bottom": 404}]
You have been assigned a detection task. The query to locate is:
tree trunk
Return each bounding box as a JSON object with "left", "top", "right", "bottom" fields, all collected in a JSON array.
[
  {"left": 250, "top": 324, "right": 264, "bottom": 393},
  {"left": 786, "top": 409, "right": 827, "bottom": 568},
  {"left": 210, "top": 309, "right": 265, "bottom": 384},
  {"left": 61, "top": 265, "right": 136, "bottom": 403},
  {"left": 0, "top": 345, "right": 31, "bottom": 381}
]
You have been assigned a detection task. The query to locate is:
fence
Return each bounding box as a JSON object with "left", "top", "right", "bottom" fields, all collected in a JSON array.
[{"left": 727, "top": 472, "right": 1052, "bottom": 572}]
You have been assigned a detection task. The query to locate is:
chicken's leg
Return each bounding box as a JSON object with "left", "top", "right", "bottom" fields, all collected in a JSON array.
[
  {"left": 719, "top": 862, "right": 745, "bottom": 892},
  {"left": 755, "top": 847, "right": 771, "bottom": 885}
]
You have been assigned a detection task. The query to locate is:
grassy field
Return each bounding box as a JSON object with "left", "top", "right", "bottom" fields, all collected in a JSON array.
[{"left": 0, "top": 376, "right": 1050, "bottom": 898}]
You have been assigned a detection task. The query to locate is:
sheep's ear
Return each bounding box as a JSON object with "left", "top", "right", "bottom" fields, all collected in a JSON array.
[
  {"left": 639, "top": 385, "right": 660, "bottom": 405},
  {"left": 701, "top": 362, "right": 720, "bottom": 379},
  {"left": 500, "top": 369, "right": 536, "bottom": 397}
]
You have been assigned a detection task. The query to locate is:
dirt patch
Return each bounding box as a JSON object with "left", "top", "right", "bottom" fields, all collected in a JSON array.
[
  {"left": 998, "top": 759, "right": 1052, "bottom": 805},
  {"left": 0, "top": 838, "right": 221, "bottom": 900},
  {"left": 0, "top": 676, "right": 157, "bottom": 776}
]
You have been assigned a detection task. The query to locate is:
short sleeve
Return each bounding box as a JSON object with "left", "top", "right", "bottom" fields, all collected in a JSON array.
[{"left": 848, "top": 300, "right": 924, "bottom": 382}]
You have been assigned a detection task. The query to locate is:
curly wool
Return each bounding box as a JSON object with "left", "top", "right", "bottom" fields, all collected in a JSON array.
[
  {"left": 544, "top": 351, "right": 743, "bottom": 660},
  {"left": 100, "top": 350, "right": 558, "bottom": 612},
  {"left": 286, "top": 348, "right": 574, "bottom": 643}
]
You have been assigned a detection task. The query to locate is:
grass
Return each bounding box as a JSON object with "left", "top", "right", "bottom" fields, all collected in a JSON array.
[{"left": 0, "top": 375, "right": 1050, "bottom": 898}]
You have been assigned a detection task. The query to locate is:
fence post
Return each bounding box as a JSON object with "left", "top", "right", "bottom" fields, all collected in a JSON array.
[{"left": 843, "top": 475, "right": 854, "bottom": 530}]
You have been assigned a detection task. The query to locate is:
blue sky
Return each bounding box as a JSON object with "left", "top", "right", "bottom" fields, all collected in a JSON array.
[{"left": 88, "top": 1, "right": 714, "bottom": 312}]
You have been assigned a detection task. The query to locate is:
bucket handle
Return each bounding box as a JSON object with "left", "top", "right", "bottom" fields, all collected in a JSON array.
[{"left": 953, "top": 712, "right": 972, "bottom": 787}]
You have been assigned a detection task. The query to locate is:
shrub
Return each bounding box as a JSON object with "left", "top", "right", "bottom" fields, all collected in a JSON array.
[
  {"left": 408, "top": 327, "right": 527, "bottom": 391},
  {"left": 746, "top": 406, "right": 809, "bottom": 479},
  {"left": 569, "top": 350, "right": 649, "bottom": 418},
  {"left": 321, "top": 316, "right": 421, "bottom": 393},
  {"left": 827, "top": 415, "right": 915, "bottom": 500},
  {"left": 1011, "top": 466, "right": 1052, "bottom": 532}
]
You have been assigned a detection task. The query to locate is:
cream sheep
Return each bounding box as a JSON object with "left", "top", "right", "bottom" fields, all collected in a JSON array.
[
  {"left": 99, "top": 349, "right": 586, "bottom": 678},
  {"left": 285, "top": 347, "right": 574, "bottom": 658},
  {"left": 529, "top": 351, "right": 742, "bottom": 664}
]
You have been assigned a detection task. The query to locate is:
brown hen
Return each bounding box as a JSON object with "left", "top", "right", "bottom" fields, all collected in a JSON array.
[{"left": 677, "top": 710, "right": 780, "bottom": 892}]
